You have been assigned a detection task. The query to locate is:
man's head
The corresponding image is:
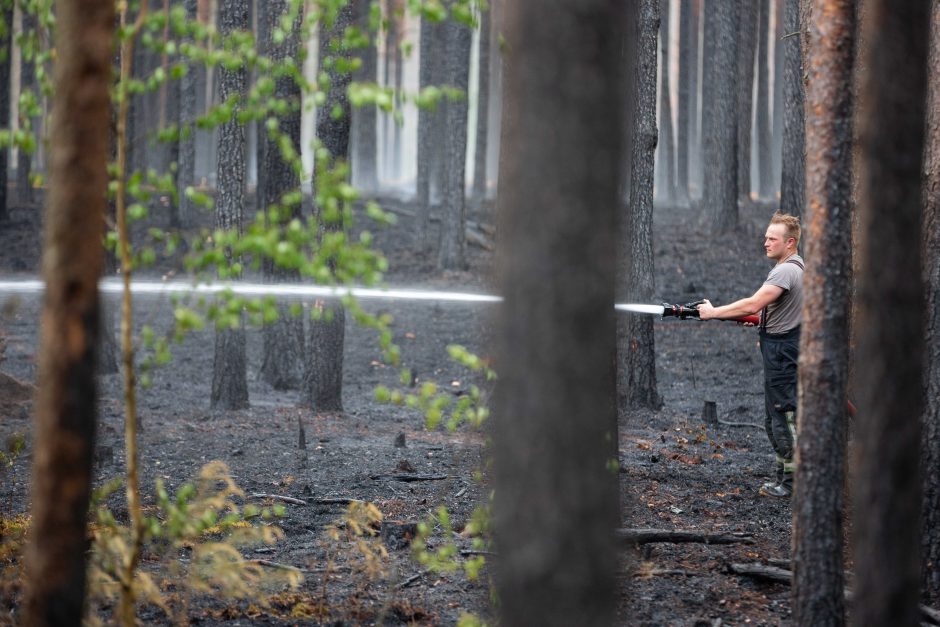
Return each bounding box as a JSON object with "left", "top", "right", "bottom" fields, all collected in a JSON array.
[{"left": 765, "top": 213, "right": 800, "bottom": 262}]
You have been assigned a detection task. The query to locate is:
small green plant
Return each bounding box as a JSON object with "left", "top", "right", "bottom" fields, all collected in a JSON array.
[
  {"left": 0, "top": 432, "right": 26, "bottom": 510},
  {"left": 86, "top": 461, "right": 298, "bottom": 624}
]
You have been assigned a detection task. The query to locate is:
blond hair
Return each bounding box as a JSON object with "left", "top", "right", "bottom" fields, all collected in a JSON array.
[{"left": 770, "top": 213, "right": 801, "bottom": 245}]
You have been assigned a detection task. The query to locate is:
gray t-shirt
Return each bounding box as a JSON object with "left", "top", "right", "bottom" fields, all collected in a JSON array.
[{"left": 760, "top": 254, "right": 804, "bottom": 334}]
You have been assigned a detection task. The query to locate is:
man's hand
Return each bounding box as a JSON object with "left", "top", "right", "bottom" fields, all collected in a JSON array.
[{"left": 697, "top": 299, "right": 716, "bottom": 320}]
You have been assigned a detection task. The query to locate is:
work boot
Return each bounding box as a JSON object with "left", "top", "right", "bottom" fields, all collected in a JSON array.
[
  {"left": 760, "top": 471, "right": 793, "bottom": 498},
  {"left": 760, "top": 461, "right": 785, "bottom": 493}
]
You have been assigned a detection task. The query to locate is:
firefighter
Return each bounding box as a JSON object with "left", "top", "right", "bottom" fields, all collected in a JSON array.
[{"left": 697, "top": 213, "right": 804, "bottom": 498}]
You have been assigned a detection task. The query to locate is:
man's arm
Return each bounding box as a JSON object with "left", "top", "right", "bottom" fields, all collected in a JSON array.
[{"left": 697, "top": 284, "right": 784, "bottom": 321}]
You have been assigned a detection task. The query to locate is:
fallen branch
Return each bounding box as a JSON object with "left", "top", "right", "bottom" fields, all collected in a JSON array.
[
  {"left": 399, "top": 572, "right": 423, "bottom": 588},
  {"left": 717, "top": 418, "right": 764, "bottom": 429},
  {"left": 314, "top": 497, "right": 361, "bottom": 506},
  {"left": 248, "top": 493, "right": 307, "bottom": 505},
  {"left": 370, "top": 473, "right": 449, "bottom": 482},
  {"left": 635, "top": 568, "right": 695, "bottom": 578},
  {"left": 460, "top": 549, "right": 497, "bottom": 557},
  {"left": 247, "top": 559, "right": 307, "bottom": 574},
  {"left": 730, "top": 563, "right": 940, "bottom": 625},
  {"left": 617, "top": 528, "right": 755, "bottom": 546}
]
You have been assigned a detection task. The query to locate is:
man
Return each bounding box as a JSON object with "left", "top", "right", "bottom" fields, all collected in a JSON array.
[{"left": 697, "top": 213, "right": 803, "bottom": 498}]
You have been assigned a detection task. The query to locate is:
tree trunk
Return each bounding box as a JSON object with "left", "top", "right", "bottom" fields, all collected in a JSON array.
[
  {"left": 177, "top": 0, "right": 197, "bottom": 227},
  {"left": 471, "top": 3, "right": 491, "bottom": 201},
  {"left": 211, "top": 0, "right": 250, "bottom": 411},
  {"left": 772, "top": 0, "right": 785, "bottom": 191},
  {"left": 437, "top": 12, "right": 472, "bottom": 271},
  {"left": 736, "top": 0, "right": 758, "bottom": 204},
  {"left": 689, "top": 0, "right": 703, "bottom": 198},
  {"left": 493, "top": 0, "right": 625, "bottom": 623},
  {"left": 258, "top": 0, "right": 304, "bottom": 390},
  {"left": 756, "top": 0, "right": 774, "bottom": 199},
  {"left": 701, "top": 0, "right": 738, "bottom": 232},
  {"left": 655, "top": 0, "right": 675, "bottom": 204},
  {"left": 791, "top": 2, "right": 855, "bottom": 625},
  {"left": 779, "top": 0, "right": 806, "bottom": 216},
  {"left": 0, "top": 3, "right": 12, "bottom": 220},
  {"left": 301, "top": 1, "right": 355, "bottom": 412},
  {"left": 853, "top": 1, "right": 931, "bottom": 625},
  {"left": 676, "top": 0, "right": 693, "bottom": 205},
  {"left": 352, "top": 0, "right": 378, "bottom": 193},
  {"left": 921, "top": 0, "right": 940, "bottom": 607},
  {"left": 16, "top": 10, "right": 37, "bottom": 206},
  {"left": 414, "top": 15, "right": 445, "bottom": 252},
  {"left": 22, "top": 0, "right": 113, "bottom": 622},
  {"left": 620, "top": 0, "right": 661, "bottom": 411}
]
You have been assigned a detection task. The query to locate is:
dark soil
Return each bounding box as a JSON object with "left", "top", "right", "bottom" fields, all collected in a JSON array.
[{"left": 0, "top": 195, "right": 798, "bottom": 625}]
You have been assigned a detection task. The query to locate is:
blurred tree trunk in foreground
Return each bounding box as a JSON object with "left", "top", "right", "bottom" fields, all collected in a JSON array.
[
  {"left": 211, "top": 0, "right": 250, "bottom": 411},
  {"left": 852, "top": 1, "right": 931, "bottom": 625},
  {"left": 791, "top": 1, "right": 855, "bottom": 624},
  {"left": 493, "top": 0, "right": 625, "bottom": 624},
  {"left": 701, "top": 0, "right": 738, "bottom": 232},
  {"left": 22, "top": 0, "right": 114, "bottom": 622},
  {"left": 619, "top": 0, "right": 660, "bottom": 411},
  {"left": 921, "top": 0, "right": 940, "bottom": 606}
]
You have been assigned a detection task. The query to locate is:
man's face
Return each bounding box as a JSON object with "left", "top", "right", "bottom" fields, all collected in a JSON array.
[{"left": 764, "top": 224, "right": 793, "bottom": 261}]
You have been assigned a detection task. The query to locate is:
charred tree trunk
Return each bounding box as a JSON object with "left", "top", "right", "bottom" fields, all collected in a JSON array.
[
  {"left": 756, "top": 0, "right": 774, "bottom": 199},
  {"left": 921, "top": 0, "right": 940, "bottom": 606},
  {"left": 177, "top": 0, "right": 197, "bottom": 227},
  {"left": 772, "top": 0, "right": 785, "bottom": 191},
  {"left": 22, "top": 0, "right": 113, "bottom": 622},
  {"left": 701, "top": 0, "right": 738, "bottom": 232},
  {"left": 493, "top": 0, "right": 625, "bottom": 623},
  {"left": 471, "top": 3, "right": 492, "bottom": 201},
  {"left": 779, "top": 0, "right": 806, "bottom": 216},
  {"left": 16, "top": 10, "right": 37, "bottom": 206},
  {"left": 853, "top": 1, "right": 931, "bottom": 625},
  {"left": 0, "top": 3, "right": 12, "bottom": 220},
  {"left": 655, "top": 0, "right": 675, "bottom": 204},
  {"left": 676, "top": 0, "right": 693, "bottom": 205},
  {"left": 414, "top": 15, "right": 445, "bottom": 252},
  {"left": 437, "top": 12, "right": 472, "bottom": 270},
  {"left": 689, "top": 0, "right": 703, "bottom": 197},
  {"left": 736, "top": 0, "right": 758, "bottom": 204},
  {"left": 791, "top": 2, "right": 855, "bottom": 625},
  {"left": 211, "top": 0, "right": 250, "bottom": 411},
  {"left": 301, "top": 2, "right": 355, "bottom": 412},
  {"left": 258, "top": 0, "right": 304, "bottom": 391},
  {"left": 619, "top": 0, "right": 661, "bottom": 411}
]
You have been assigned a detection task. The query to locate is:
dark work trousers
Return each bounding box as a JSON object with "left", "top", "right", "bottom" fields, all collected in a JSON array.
[{"left": 759, "top": 326, "right": 800, "bottom": 476}]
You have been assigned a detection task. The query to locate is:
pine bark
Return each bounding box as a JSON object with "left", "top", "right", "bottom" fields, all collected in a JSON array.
[
  {"left": 853, "top": 1, "right": 931, "bottom": 625},
  {"left": 756, "top": 0, "right": 774, "bottom": 198},
  {"left": 471, "top": 4, "right": 491, "bottom": 201},
  {"left": 779, "top": 0, "right": 806, "bottom": 216},
  {"left": 676, "top": 0, "right": 693, "bottom": 205},
  {"left": 0, "top": 3, "right": 12, "bottom": 220},
  {"left": 772, "top": 0, "right": 785, "bottom": 189},
  {"left": 619, "top": 0, "right": 660, "bottom": 411},
  {"left": 301, "top": 2, "right": 355, "bottom": 412},
  {"left": 437, "top": 12, "right": 472, "bottom": 270},
  {"left": 177, "top": 0, "right": 197, "bottom": 227},
  {"left": 655, "top": 0, "right": 675, "bottom": 204},
  {"left": 414, "top": 15, "right": 445, "bottom": 252},
  {"left": 258, "top": 0, "right": 304, "bottom": 390},
  {"left": 701, "top": 0, "right": 738, "bottom": 232},
  {"left": 736, "top": 0, "right": 758, "bottom": 203},
  {"left": 211, "top": 0, "right": 250, "bottom": 411},
  {"left": 22, "top": 0, "right": 113, "bottom": 621},
  {"left": 493, "top": 0, "right": 624, "bottom": 623},
  {"left": 921, "top": 0, "right": 940, "bottom": 606},
  {"left": 688, "top": 0, "right": 702, "bottom": 198},
  {"left": 791, "top": 2, "right": 855, "bottom": 625}
]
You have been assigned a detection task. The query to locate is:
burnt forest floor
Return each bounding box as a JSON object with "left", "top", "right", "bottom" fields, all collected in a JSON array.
[{"left": 0, "top": 192, "right": 801, "bottom": 626}]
